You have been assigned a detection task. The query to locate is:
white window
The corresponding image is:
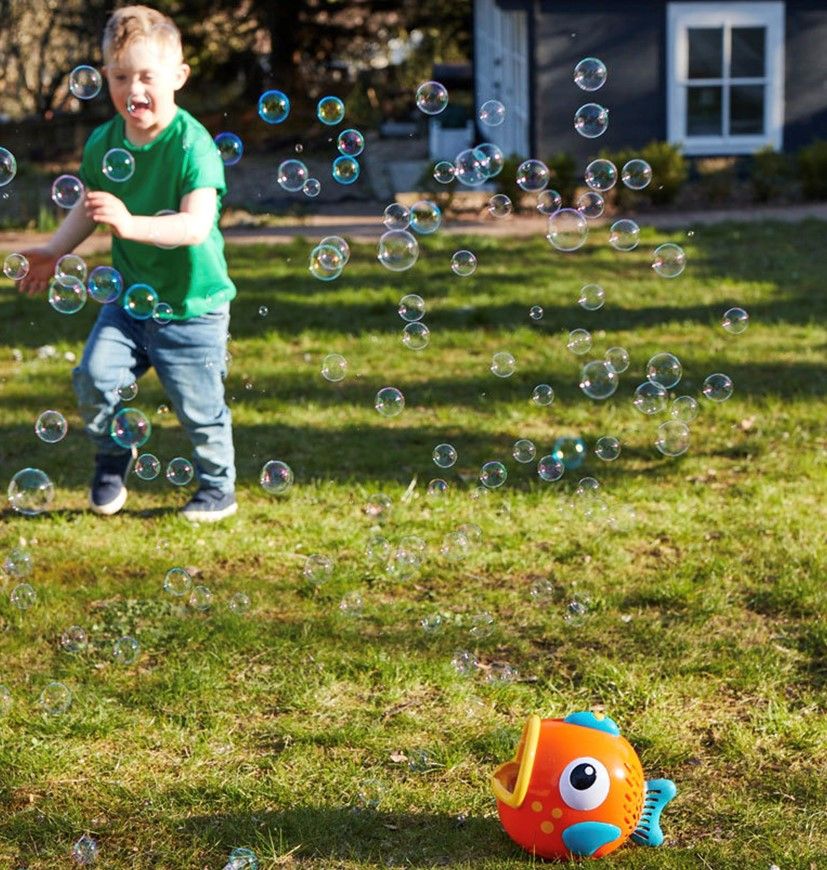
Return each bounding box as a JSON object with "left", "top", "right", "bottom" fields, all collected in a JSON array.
[{"left": 667, "top": 2, "right": 785, "bottom": 155}]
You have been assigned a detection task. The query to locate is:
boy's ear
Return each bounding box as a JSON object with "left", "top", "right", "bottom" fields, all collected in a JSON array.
[{"left": 174, "top": 63, "right": 191, "bottom": 90}]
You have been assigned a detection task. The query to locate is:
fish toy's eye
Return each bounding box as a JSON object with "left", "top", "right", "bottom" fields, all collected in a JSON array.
[{"left": 559, "top": 756, "right": 610, "bottom": 810}]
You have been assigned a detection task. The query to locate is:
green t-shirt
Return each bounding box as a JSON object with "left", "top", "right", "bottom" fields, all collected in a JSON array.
[{"left": 79, "top": 107, "right": 236, "bottom": 319}]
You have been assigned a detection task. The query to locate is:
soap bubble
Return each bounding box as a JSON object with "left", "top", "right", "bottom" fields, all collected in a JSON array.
[
  {"left": 532, "top": 384, "right": 555, "bottom": 406},
  {"left": 61, "top": 626, "right": 88, "bottom": 653},
  {"left": 552, "top": 435, "right": 587, "bottom": 470},
  {"left": 469, "top": 610, "right": 495, "bottom": 638},
  {"left": 490, "top": 351, "right": 516, "bottom": 377},
  {"left": 332, "top": 155, "right": 360, "bottom": 185},
  {"left": 722, "top": 307, "right": 749, "bottom": 334},
  {"left": 633, "top": 381, "right": 668, "bottom": 414},
  {"left": 409, "top": 200, "right": 442, "bottom": 234},
  {"left": 427, "top": 478, "right": 449, "bottom": 497},
  {"left": 56, "top": 254, "right": 87, "bottom": 283},
  {"left": 4, "top": 253, "right": 29, "bottom": 280},
  {"left": 166, "top": 457, "right": 194, "bottom": 485},
  {"left": 433, "top": 160, "right": 455, "bottom": 184},
  {"left": 51, "top": 174, "right": 84, "bottom": 209},
  {"left": 546, "top": 208, "right": 588, "bottom": 251},
  {"left": 302, "top": 178, "right": 321, "bottom": 197},
  {"left": 578, "top": 283, "right": 605, "bottom": 310},
  {"left": 656, "top": 420, "right": 690, "bottom": 457},
  {"left": 579, "top": 360, "right": 619, "bottom": 399},
  {"left": 574, "top": 57, "right": 607, "bottom": 91},
  {"left": 190, "top": 585, "right": 213, "bottom": 611},
  {"left": 480, "top": 461, "right": 507, "bottom": 489},
  {"left": 576, "top": 191, "right": 605, "bottom": 219},
  {"left": 565, "top": 599, "right": 589, "bottom": 624},
  {"left": 476, "top": 143, "right": 504, "bottom": 178},
  {"left": 117, "top": 380, "right": 138, "bottom": 401},
  {"left": 622, "top": 159, "right": 652, "bottom": 190},
  {"left": 257, "top": 89, "right": 290, "bottom": 124},
  {"left": 702, "top": 373, "right": 734, "bottom": 402},
  {"left": 529, "top": 578, "right": 555, "bottom": 602},
  {"left": 110, "top": 407, "right": 151, "bottom": 448},
  {"left": 113, "top": 635, "right": 140, "bottom": 665},
  {"left": 337, "top": 128, "right": 365, "bottom": 156},
  {"left": 366, "top": 535, "right": 391, "bottom": 564},
  {"left": 605, "top": 346, "right": 630, "bottom": 373},
  {"left": 35, "top": 409, "right": 68, "bottom": 443},
  {"left": 415, "top": 81, "right": 449, "bottom": 115},
  {"left": 585, "top": 159, "right": 617, "bottom": 191},
  {"left": 3, "top": 547, "right": 32, "bottom": 578},
  {"left": 225, "top": 846, "right": 258, "bottom": 870},
  {"left": 135, "top": 453, "right": 160, "bottom": 480},
  {"left": 152, "top": 302, "right": 174, "bottom": 324},
  {"left": 214, "top": 132, "right": 243, "bottom": 166},
  {"left": 378, "top": 230, "right": 419, "bottom": 271},
  {"left": 454, "top": 148, "right": 488, "bottom": 187},
  {"left": 260, "top": 460, "right": 294, "bottom": 494},
  {"left": 383, "top": 202, "right": 410, "bottom": 230},
  {"left": 375, "top": 387, "right": 405, "bottom": 417},
  {"left": 70, "top": 65, "right": 103, "bottom": 99},
  {"left": 352, "top": 779, "right": 385, "bottom": 812},
  {"left": 398, "top": 293, "right": 425, "bottom": 322},
  {"left": 163, "top": 567, "right": 192, "bottom": 597},
  {"left": 513, "top": 439, "right": 537, "bottom": 463},
  {"left": 48, "top": 276, "right": 87, "bottom": 315},
  {"left": 433, "top": 443, "right": 458, "bottom": 468},
  {"left": 488, "top": 193, "right": 513, "bottom": 218},
  {"left": 277, "top": 159, "right": 308, "bottom": 192},
  {"left": 566, "top": 328, "right": 592, "bottom": 355},
  {"left": 647, "top": 352, "right": 682, "bottom": 389},
  {"left": 258, "top": 305, "right": 268, "bottom": 317},
  {"left": 576, "top": 477, "right": 600, "bottom": 498},
  {"left": 652, "top": 243, "right": 686, "bottom": 277},
  {"left": 304, "top": 554, "right": 334, "bottom": 586},
  {"left": 317, "top": 95, "right": 345, "bottom": 125},
  {"left": 451, "top": 249, "right": 477, "bottom": 276},
  {"left": 574, "top": 102, "right": 609, "bottom": 138},
  {"left": 479, "top": 99, "right": 506, "bottom": 126},
  {"left": 8, "top": 468, "right": 54, "bottom": 515},
  {"left": 609, "top": 219, "right": 640, "bottom": 251},
  {"left": 228, "top": 591, "right": 251, "bottom": 615},
  {"left": 320, "top": 235, "right": 350, "bottom": 265},
  {"left": 321, "top": 353, "right": 347, "bottom": 381},
  {"left": 451, "top": 649, "right": 478, "bottom": 676},
  {"left": 365, "top": 494, "right": 392, "bottom": 520},
  {"left": 88, "top": 265, "right": 123, "bottom": 304},
  {"left": 516, "top": 159, "right": 549, "bottom": 192},
  {"left": 459, "top": 522, "right": 483, "bottom": 545},
  {"left": 537, "top": 189, "right": 563, "bottom": 214},
  {"left": 529, "top": 305, "right": 544, "bottom": 321},
  {"left": 671, "top": 395, "right": 699, "bottom": 422},
  {"left": 308, "top": 244, "right": 344, "bottom": 281},
  {"left": 102, "top": 148, "right": 135, "bottom": 182},
  {"left": 537, "top": 455, "right": 564, "bottom": 482},
  {"left": 10, "top": 582, "right": 36, "bottom": 610},
  {"left": 124, "top": 283, "right": 158, "bottom": 319},
  {"left": 595, "top": 436, "right": 621, "bottom": 461},
  {"left": 402, "top": 322, "right": 430, "bottom": 350},
  {"left": 337, "top": 590, "right": 364, "bottom": 617},
  {"left": 0, "top": 148, "right": 16, "bottom": 189},
  {"left": 39, "top": 681, "right": 72, "bottom": 715}
]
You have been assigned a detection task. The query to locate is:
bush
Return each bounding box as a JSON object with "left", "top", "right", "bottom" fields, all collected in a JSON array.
[
  {"left": 751, "top": 146, "right": 793, "bottom": 203},
  {"left": 495, "top": 154, "right": 526, "bottom": 212},
  {"left": 599, "top": 141, "right": 687, "bottom": 208},
  {"left": 797, "top": 139, "right": 827, "bottom": 200},
  {"left": 544, "top": 151, "right": 578, "bottom": 205}
]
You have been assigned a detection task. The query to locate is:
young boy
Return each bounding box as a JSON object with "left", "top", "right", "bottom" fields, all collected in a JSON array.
[{"left": 18, "top": 5, "right": 237, "bottom": 522}]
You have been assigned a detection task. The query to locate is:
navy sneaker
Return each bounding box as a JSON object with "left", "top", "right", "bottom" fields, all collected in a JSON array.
[
  {"left": 89, "top": 451, "right": 133, "bottom": 516},
  {"left": 181, "top": 487, "right": 238, "bottom": 523}
]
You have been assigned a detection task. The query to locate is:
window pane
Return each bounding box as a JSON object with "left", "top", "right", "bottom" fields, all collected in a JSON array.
[
  {"left": 688, "top": 28, "right": 723, "bottom": 79},
  {"left": 731, "top": 27, "right": 765, "bottom": 78},
  {"left": 687, "top": 86, "right": 722, "bottom": 135},
  {"left": 730, "top": 85, "right": 765, "bottom": 135}
]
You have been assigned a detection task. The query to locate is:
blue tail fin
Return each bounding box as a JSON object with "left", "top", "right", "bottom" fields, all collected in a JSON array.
[{"left": 631, "top": 778, "right": 677, "bottom": 847}]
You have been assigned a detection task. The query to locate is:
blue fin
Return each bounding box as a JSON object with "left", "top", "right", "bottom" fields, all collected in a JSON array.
[
  {"left": 563, "top": 711, "right": 621, "bottom": 736},
  {"left": 631, "top": 778, "right": 677, "bottom": 847}
]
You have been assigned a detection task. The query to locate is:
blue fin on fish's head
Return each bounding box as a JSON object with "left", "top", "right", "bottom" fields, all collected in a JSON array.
[{"left": 563, "top": 711, "right": 621, "bottom": 736}]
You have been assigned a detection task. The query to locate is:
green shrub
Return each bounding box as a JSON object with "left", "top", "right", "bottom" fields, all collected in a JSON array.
[
  {"left": 544, "top": 151, "right": 578, "bottom": 204},
  {"left": 797, "top": 139, "right": 827, "bottom": 200},
  {"left": 695, "top": 157, "right": 737, "bottom": 204},
  {"left": 495, "top": 154, "right": 525, "bottom": 211},
  {"left": 599, "top": 141, "right": 687, "bottom": 207},
  {"left": 751, "top": 146, "right": 793, "bottom": 202}
]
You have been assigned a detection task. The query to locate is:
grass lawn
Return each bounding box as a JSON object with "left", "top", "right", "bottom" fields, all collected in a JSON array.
[{"left": 0, "top": 222, "right": 825, "bottom": 869}]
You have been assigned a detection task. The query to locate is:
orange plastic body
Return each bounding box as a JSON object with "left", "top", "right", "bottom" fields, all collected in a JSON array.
[{"left": 493, "top": 716, "right": 645, "bottom": 860}]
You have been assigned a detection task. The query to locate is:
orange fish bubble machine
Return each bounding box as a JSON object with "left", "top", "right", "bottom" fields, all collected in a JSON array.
[{"left": 491, "top": 711, "right": 677, "bottom": 860}]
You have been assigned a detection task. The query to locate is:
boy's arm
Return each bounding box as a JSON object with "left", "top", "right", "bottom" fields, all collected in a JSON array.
[
  {"left": 85, "top": 188, "right": 217, "bottom": 248},
  {"left": 17, "top": 202, "right": 98, "bottom": 296}
]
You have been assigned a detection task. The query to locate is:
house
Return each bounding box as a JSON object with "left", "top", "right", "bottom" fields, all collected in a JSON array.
[{"left": 473, "top": 0, "right": 827, "bottom": 159}]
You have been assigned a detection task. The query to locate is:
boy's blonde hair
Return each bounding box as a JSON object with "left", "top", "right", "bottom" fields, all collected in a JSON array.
[{"left": 103, "top": 5, "right": 184, "bottom": 64}]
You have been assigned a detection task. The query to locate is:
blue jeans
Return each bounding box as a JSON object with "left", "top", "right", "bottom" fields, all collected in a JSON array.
[{"left": 72, "top": 303, "right": 235, "bottom": 493}]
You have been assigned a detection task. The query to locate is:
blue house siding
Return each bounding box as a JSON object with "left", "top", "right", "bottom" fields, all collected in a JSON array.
[{"left": 784, "top": 1, "right": 827, "bottom": 150}]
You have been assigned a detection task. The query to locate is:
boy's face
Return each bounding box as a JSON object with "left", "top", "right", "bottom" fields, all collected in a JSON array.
[{"left": 103, "top": 40, "right": 190, "bottom": 141}]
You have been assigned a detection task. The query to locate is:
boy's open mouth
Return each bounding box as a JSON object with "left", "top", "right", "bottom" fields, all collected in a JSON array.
[{"left": 127, "top": 95, "right": 153, "bottom": 115}]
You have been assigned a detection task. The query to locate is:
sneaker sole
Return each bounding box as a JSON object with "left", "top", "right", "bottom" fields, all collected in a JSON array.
[
  {"left": 89, "top": 486, "right": 128, "bottom": 516},
  {"left": 181, "top": 501, "right": 238, "bottom": 523}
]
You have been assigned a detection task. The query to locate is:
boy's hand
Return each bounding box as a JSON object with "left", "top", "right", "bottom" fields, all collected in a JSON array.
[
  {"left": 16, "top": 247, "right": 59, "bottom": 297},
  {"left": 85, "top": 191, "right": 135, "bottom": 240}
]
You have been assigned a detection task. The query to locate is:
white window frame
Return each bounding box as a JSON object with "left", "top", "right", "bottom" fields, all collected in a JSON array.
[{"left": 667, "top": 2, "right": 785, "bottom": 155}]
